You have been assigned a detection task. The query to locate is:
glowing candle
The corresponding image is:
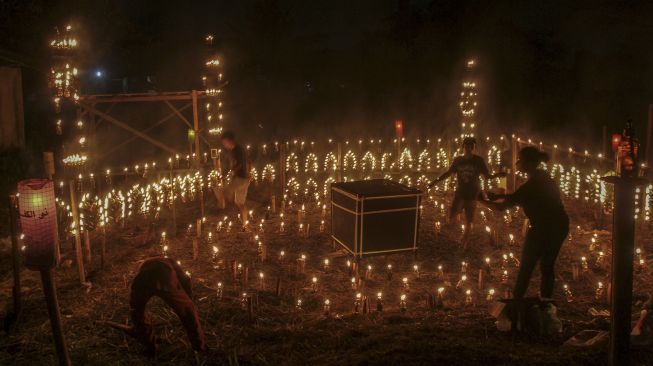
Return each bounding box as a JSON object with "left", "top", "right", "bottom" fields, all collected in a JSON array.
[
  {"left": 365, "top": 264, "right": 373, "bottom": 280},
  {"left": 323, "top": 299, "right": 331, "bottom": 315},
  {"left": 486, "top": 288, "right": 495, "bottom": 301},
  {"left": 456, "top": 275, "right": 467, "bottom": 289},
  {"left": 501, "top": 270, "right": 509, "bottom": 284},
  {"left": 376, "top": 292, "right": 383, "bottom": 312},
  {"left": 296, "top": 298, "right": 303, "bottom": 310},
  {"left": 465, "top": 289, "right": 473, "bottom": 305},
  {"left": 297, "top": 254, "right": 306, "bottom": 273},
  {"left": 563, "top": 284, "right": 574, "bottom": 303},
  {"left": 216, "top": 282, "right": 223, "bottom": 300},
  {"left": 354, "top": 293, "right": 362, "bottom": 313},
  {"left": 400, "top": 294, "right": 407, "bottom": 312},
  {"left": 258, "top": 271, "right": 265, "bottom": 290},
  {"left": 595, "top": 251, "right": 605, "bottom": 268},
  {"left": 595, "top": 282, "right": 604, "bottom": 301},
  {"left": 413, "top": 264, "right": 420, "bottom": 279},
  {"left": 311, "top": 276, "right": 318, "bottom": 293},
  {"left": 509, "top": 252, "right": 519, "bottom": 267},
  {"left": 581, "top": 256, "right": 589, "bottom": 272},
  {"left": 323, "top": 258, "right": 330, "bottom": 271},
  {"left": 386, "top": 264, "right": 393, "bottom": 280},
  {"left": 402, "top": 277, "right": 410, "bottom": 291}
]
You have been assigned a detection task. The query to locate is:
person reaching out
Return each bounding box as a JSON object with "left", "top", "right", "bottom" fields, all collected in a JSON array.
[
  {"left": 480, "top": 146, "right": 569, "bottom": 299},
  {"left": 428, "top": 137, "right": 501, "bottom": 236}
]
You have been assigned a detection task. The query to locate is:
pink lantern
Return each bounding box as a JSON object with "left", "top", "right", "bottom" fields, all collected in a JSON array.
[{"left": 18, "top": 179, "right": 59, "bottom": 269}]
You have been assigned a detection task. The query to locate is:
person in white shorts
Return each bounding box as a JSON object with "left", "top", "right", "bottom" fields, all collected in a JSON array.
[{"left": 214, "top": 131, "right": 250, "bottom": 224}]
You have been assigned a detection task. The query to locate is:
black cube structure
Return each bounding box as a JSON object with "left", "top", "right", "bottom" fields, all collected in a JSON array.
[{"left": 331, "top": 179, "right": 421, "bottom": 257}]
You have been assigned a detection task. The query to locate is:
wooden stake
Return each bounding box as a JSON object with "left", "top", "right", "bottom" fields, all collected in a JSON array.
[
  {"left": 275, "top": 277, "right": 281, "bottom": 296},
  {"left": 478, "top": 269, "right": 485, "bottom": 290},
  {"left": 270, "top": 195, "right": 276, "bottom": 214},
  {"left": 83, "top": 230, "right": 92, "bottom": 265},
  {"left": 192, "top": 238, "right": 199, "bottom": 261},
  {"left": 100, "top": 225, "right": 107, "bottom": 269},
  {"left": 8, "top": 195, "right": 21, "bottom": 320},
  {"left": 40, "top": 269, "right": 72, "bottom": 366}
]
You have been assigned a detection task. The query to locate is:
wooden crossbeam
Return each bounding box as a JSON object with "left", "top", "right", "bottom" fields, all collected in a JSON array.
[
  {"left": 96, "top": 103, "right": 192, "bottom": 159},
  {"left": 78, "top": 102, "right": 178, "bottom": 155},
  {"left": 79, "top": 92, "right": 207, "bottom": 104},
  {"left": 164, "top": 100, "right": 193, "bottom": 129}
]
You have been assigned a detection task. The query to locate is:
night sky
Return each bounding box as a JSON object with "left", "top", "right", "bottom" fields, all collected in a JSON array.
[{"left": 2, "top": 0, "right": 653, "bottom": 147}]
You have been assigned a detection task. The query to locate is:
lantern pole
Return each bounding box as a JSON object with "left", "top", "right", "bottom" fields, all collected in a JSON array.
[
  {"left": 69, "top": 181, "right": 86, "bottom": 284},
  {"left": 8, "top": 195, "right": 22, "bottom": 324},
  {"left": 40, "top": 269, "right": 72, "bottom": 366},
  {"left": 602, "top": 120, "right": 647, "bottom": 366}
]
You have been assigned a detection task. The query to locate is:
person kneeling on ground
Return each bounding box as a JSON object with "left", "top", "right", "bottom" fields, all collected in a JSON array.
[
  {"left": 213, "top": 131, "right": 251, "bottom": 224},
  {"left": 480, "top": 146, "right": 569, "bottom": 300},
  {"left": 106, "top": 257, "right": 206, "bottom": 355}
]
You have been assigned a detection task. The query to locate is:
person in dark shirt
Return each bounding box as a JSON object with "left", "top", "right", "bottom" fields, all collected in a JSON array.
[
  {"left": 429, "top": 137, "right": 498, "bottom": 232},
  {"left": 481, "top": 146, "right": 569, "bottom": 299},
  {"left": 214, "top": 131, "right": 251, "bottom": 223}
]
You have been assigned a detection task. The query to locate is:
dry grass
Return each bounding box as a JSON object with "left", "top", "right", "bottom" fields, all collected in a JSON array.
[{"left": 1, "top": 188, "right": 653, "bottom": 365}]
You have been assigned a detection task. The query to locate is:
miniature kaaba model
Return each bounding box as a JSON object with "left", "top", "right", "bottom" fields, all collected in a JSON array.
[{"left": 331, "top": 179, "right": 421, "bottom": 257}]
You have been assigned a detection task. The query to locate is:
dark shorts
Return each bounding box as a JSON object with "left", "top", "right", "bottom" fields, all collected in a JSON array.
[{"left": 450, "top": 195, "right": 477, "bottom": 224}]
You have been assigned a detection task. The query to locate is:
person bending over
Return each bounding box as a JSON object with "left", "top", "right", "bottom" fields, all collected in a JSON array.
[
  {"left": 214, "top": 131, "right": 251, "bottom": 223},
  {"left": 481, "top": 146, "right": 569, "bottom": 299},
  {"left": 103, "top": 257, "right": 206, "bottom": 356}
]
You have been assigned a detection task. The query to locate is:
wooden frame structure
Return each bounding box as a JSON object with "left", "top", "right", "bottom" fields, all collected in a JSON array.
[{"left": 76, "top": 90, "right": 211, "bottom": 162}]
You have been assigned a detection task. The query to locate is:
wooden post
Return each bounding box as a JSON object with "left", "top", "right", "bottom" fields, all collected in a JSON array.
[
  {"left": 100, "top": 225, "right": 106, "bottom": 269},
  {"left": 169, "top": 165, "right": 177, "bottom": 237},
  {"left": 603, "top": 114, "right": 646, "bottom": 366},
  {"left": 337, "top": 143, "right": 343, "bottom": 182},
  {"left": 604, "top": 176, "right": 643, "bottom": 366},
  {"left": 192, "top": 90, "right": 200, "bottom": 159},
  {"left": 646, "top": 105, "right": 653, "bottom": 165},
  {"left": 39, "top": 269, "right": 72, "bottom": 366},
  {"left": 510, "top": 136, "right": 518, "bottom": 192},
  {"left": 69, "top": 182, "right": 86, "bottom": 284},
  {"left": 279, "top": 144, "right": 286, "bottom": 197},
  {"left": 8, "top": 195, "right": 21, "bottom": 319},
  {"left": 602, "top": 125, "right": 608, "bottom": 161}
]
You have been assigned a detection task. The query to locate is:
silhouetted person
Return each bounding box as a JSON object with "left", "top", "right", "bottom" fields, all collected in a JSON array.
[
  {"left": 481, "top": 146, "right": 569, "bottom": 299},
  {"left": 214, "top": 131, "right": 251, "bottom": 223},
  {"left": 429, "top": 137, "right": 499, "bottom": 232},
  {"left": 124, "top": 257, "right": 206, "bottom": 355}
]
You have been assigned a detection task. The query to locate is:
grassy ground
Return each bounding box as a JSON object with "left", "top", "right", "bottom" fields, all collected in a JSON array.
[{"left": 1, "top": 187, "right": 653, "bottom": 365}]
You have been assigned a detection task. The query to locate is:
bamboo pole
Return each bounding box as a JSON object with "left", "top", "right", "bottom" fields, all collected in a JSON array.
[
  {"left": 192, "top": 90, "right": 200, "bottom": 158},
  {"left": 8, "top": 195, "right": 21, "bottom": 319},
  {"left": 69, "top": 182, "right": 86, "bottom": 284}
]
